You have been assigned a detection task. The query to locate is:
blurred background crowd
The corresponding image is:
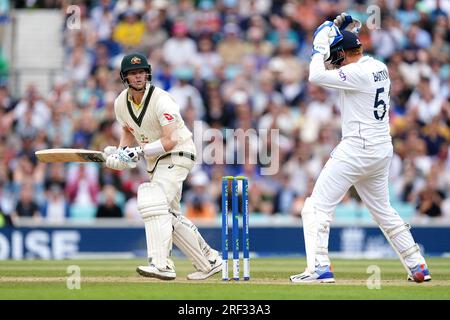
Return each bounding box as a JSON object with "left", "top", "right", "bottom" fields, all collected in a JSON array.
[{"left": 0, "top": 0, "right": 449, "bottom": 226}]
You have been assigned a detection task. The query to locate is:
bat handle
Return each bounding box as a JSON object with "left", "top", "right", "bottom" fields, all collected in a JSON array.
[{"left": 104, "top": 145, "right": 118, "bottom": 156}]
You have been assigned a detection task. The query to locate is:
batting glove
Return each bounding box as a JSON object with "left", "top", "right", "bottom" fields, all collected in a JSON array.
[
  {"left": 121, "top": 146, "right": 143, "bottom": 160},
  {"left": 333, "top": 12, "right": 361, "bottom": 34},
  {"left": 312, "top": 21, "right": 343, "bottom": 60},
  {"left": 105, "top": 147, "right": 138, "bottom": 170}
]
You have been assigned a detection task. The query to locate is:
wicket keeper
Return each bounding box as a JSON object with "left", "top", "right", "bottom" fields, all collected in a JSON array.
[{"left": 290, "top": 14, "right": 431, "bottom": 283}]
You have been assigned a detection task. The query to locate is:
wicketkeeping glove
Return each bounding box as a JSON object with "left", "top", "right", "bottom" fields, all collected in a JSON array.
[
  {"left": 333, "top": 12, "right": 361, "bottom": 34},
  {"left": 312, "top": 21, "right": 343, "bottom": 60}
]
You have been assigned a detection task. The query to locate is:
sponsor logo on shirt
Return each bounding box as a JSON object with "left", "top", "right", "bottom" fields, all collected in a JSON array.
[
  {"left": 338, "top": 69, "right": 347, "bottom": 81},
  {"left": 163, "top": 113, "right": 174, "bottom": 121}
]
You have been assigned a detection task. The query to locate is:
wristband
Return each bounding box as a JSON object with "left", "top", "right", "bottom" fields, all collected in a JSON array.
[{"left": 143, "top": 139, "right": 166, "bottom": 157}]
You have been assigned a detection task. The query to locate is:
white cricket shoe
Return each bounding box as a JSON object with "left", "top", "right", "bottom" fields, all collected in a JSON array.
[
  {"left": 136, "top": 264, "right": 176, "bottom": 281},
  {"left": 187, "top": 256, "right": 222, "bottom": 280},
  {"left": 290, "top": 265, "right": 335, "bottom": 283},
  {"left": 407, "top": 263, "right": 431, "bottom": 282}
]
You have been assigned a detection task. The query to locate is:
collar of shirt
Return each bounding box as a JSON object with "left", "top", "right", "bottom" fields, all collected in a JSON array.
[
  {"left": 357, "top": 55, "right": 371, "bottom": 64},
  {"left": 127, "top": 84, "right": 150, "bottom": 109}
]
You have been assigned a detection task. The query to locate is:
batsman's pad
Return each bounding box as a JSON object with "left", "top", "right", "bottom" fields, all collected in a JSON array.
[
  {"left": 380, "top": 223, "right": 422, "bottom": 274},
  {"left": 137, "top": 182, "right": 169, "bottom": 219},
  {"left": 172, "top": 214, "right": 212, "bottom": 272},
  {"left": 138, "top": 182, "right": 172, "bottom": 270},
  {"left": 302, "top": 197, "right": 331, "bottom": 273},
  {"left": 144, "top": 215, "right": 173, "bottom": 270}
]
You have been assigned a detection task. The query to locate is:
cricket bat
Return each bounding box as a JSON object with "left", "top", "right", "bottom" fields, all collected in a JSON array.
[{"left": 35, "top": 148, "right": 106, "bottom": 163}]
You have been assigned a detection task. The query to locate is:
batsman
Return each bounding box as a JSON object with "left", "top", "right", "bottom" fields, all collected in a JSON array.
[
  {"left": 105, "top": 52, "right": 221, "bottom": 280},
  {"left": 290, "top": 14, "right": 431, "bottom": 283}
]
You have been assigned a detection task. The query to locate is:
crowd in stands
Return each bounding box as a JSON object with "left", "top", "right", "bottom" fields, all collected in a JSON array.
[{"left": 0, "top": 0, "right": 449, "bottom": 226}]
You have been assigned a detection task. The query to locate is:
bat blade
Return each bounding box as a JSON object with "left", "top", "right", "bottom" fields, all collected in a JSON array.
[{"left": 35, "top": 148, "right": 106, "bottom": 163}]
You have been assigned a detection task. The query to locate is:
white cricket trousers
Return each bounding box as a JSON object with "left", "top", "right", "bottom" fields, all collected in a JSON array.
[
  {"left": 147, "top": 158, "right": 192, "bottom": 215},
  {"left": 310, "top": 138, "right": 423, "bottom": 268}
]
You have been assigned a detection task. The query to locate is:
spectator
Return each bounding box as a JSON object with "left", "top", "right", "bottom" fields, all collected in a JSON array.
[
  {"left": 273, "top": 172, "right": 299, "bottom": 215},
  {"left": 169, "top": 67, "right": 205, "bottom": 119},
  {"left": 66, "top": 164, "right": 99, "bottom": 219},
  {"left": 421, "top": 117, "right": 447, "bottom": 156},
  {"left": 112, "top": 10, "right": 145, "bottom": 50},
  {"left": 370, "top": 15, "right": 404, "bottom": 60},
  {"left": 407, "top": 76, "right": 443, "bottom": 125},
  {"left": 12, "top": 183, "right": 40, "bottom": 222},
  {"left": 267, "top": 15, "right": 300, "bottom": 50},
  {"left": 46, "top": 108, "right": 74, "bottom": 147},
  {"left": 138, "top": 11, "right": 168, "bottom": 54},
  {"left": 43, "top": 163, "right": 65, "bottom": 191},
  {"left": 12, "top": 153, "right": 45, "bottom": 204},
  {"left": 96, "top": 184, "right": 123, "bottom": 218},
  {"left": 90, "top": 0, "right": 116, "bottom": 42},
  {"left": 245, "top": 26, "right": 273, "bottom": 71},
  {"left": 41, "top": 183, "right": 70, "bottom": 223},
  {"left": 72, "top": 108, "right": 97, "bottom": 149},
  {"left": 13, "top": 84, "right": 51, "bottom": 131},
  {"left": 193, "top": 0, "right": 221, "bottom": 35},
  {"left": 217, "top": 23, "right": 247, "bottom": 66},
  {"left": 396, "top": 0, "right": 421, "bottom": 29},
  {"left": 185, "top": 171, "right": 215, "bottom": 220},
  {"left": 64, "top": 46, "right": 92, "bottom": 85},
  {"left": 162, "top": 21, "right": 198, "bottom": 68},
  {"left": 416, "top": 177, "right": 445, "bottom": 218},
  {"left": 90, "top": 119, "right": 118, "bottom": 152},
  {"left": 193, "top": 34, "right": 222, "bottom": 81},
  {"left": 258, "top": 95, "right": 295, "bottom": 137},
  {"left": 114, "top": 0, "right": 145, "bottom": 18},
  {"left": 304, "top": 85, "right": 335, "bottom": 127}
]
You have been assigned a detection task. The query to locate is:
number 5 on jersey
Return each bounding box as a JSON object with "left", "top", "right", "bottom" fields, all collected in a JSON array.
[{"left": 374, "top": 87, "right": 387, "bottom": 121}]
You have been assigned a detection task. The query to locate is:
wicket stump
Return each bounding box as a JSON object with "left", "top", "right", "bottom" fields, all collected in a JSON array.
[{"left": 221, "top": 176, "right": 250, "bottom": 281}]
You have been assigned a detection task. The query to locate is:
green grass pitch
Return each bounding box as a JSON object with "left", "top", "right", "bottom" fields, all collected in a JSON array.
[{"left": 1, "top": 258, "right": 449, "bottom": 300}]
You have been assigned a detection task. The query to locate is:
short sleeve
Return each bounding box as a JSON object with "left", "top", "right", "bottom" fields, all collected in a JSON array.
[{"left": 156, "top": 94, "right": 181, "bottom": 126}]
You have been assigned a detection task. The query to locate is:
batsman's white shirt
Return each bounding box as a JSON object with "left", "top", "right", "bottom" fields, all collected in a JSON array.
[
  {"left": 114, "top": 84, "right": 196, "bottom": 172},
  {"left": 115, "top": 84, "right": 218, "bottom": 273}
]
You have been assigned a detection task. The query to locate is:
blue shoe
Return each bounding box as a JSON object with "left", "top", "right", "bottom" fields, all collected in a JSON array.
[
  {"left": 408, "top": 263, "right": 431, "bottom": 282},
  {"left": 290, "top": 265, "right": 335, "bottom": 283}
]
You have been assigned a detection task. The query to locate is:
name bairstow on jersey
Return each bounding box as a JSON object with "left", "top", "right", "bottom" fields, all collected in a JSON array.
[{"left": 372, "top": 69, "right": 388, "bottom": 82}]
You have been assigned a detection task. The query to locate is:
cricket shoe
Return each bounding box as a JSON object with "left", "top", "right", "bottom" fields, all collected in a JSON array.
[
  {"left": 290, "top": 265, "right": 335, "bottom": 283},
  {"left": 407, "top": 263, "right": 431, "bottom": 282},
  {"left": 187, "top": 256, "right": 222, "bottom": 280},
  {"left": 136, "top": 264, "right": 176, "bottom": 280}
]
